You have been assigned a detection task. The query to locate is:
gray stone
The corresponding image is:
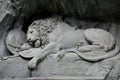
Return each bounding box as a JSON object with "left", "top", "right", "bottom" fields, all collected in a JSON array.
[
  {"left": 6, "top": 29, "right": 26, "bottom": 55},
  {"left": 0, "top": 53, "right": 119, "bottom": 79},
  {"left": 5, "top": 0, "right": 120, "bottom": 22},
  {"left": 30, "top": 53, "right": 117, "bottom": 79},
  {"left": 0, "top": 0, "right": 7, "bottom": 22},
  {"left": 0, "top": 14, "right": 16, "bottom": 57},
  {"left": 0, "top": 57, "right": 30, "bottom": 78}
]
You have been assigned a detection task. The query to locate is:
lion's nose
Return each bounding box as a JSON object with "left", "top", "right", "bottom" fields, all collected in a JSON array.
[{"left": 28, "top": 38, "right": 31, "bottom": 41}]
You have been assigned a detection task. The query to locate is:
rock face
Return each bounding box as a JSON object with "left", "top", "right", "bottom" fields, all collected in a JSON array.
[
  {"left": 0, "top": 52, "right": 120, "bottom": 80},
  {"left": 1, "top": 0, "right": 120, "bottom": 22},
  {"left": 0, "top": 14, "right": 16, "bottom": 57},
  {"left": 0, "top": 18, "right": 120, "bottom": 80},
  {"left": 0, "top": 0, "right": 7, "bottom": 22},
  {"left": 0, "top": 57, "right": 30, "bottom": 78},
  {"left": 31, "top": 53, "right": 114, "bottom": 78},
  {"left": 0, "top": 0, "right": 120, "bottom": 80},
  {"left": 4, "top": 0, "right": 120, "bottom": 22}
]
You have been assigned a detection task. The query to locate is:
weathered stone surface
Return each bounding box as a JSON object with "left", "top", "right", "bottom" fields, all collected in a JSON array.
[
  {"left": 1, "top": 18, "right": 120, "bottom": 79},
  {"left": 0, "top": 0, "right": 120, "bottom": 22},
  {"left": 6, "top": 29, "right": 26, "bottom": 55},
  {"left": 6, "top": 0, "right": 120, "bottom": 22},
  {"left": 2, "top": 0, "right": 120, "bottom": 21},
  {"left": 0, "top": 14, "right": 16, "bottom": 57},
  {"left": 64, "top": 18, "right": 120, "bottom": 42},
  {"left": 0, "top": 0, "right": 7, "bottom": 22},
  {"left": 31, "top": 53, "right": 117, "bottom": 79},
  {"left": 0, "top": 0, "right": 120, "bottom": 80},
  {"left": 0, "top": 50, "right": 119, "bottom": 79},
  {"left": 0, "top": 57, "right": 30, "bottom": 78}
]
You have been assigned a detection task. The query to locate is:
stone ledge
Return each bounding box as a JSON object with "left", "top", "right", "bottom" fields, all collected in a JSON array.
[{"left": 1, "top": 77, "right": 104, "bottom": 80}]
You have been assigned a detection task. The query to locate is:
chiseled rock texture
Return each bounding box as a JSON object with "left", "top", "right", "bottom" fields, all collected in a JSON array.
[
  {"left": 8, "top": 0, "right": 120, "bottom": 22},
  {"left": 0, "top": 20, "right": 120, "bottom": 80},
  {"left": 0, "top": 52, "right": 120, "bottom": 80},
  {"left": 0, "top": 0, "right": 7, "bottom": 22},
  {"left": 0, "top": 57, "right": 30, "bottom": 78},
  {"left": 0, "top": 0, "right": 120, "bottom": 22},
  {"left": 0, "top": 0, "right": 120, "bottom": 80}
]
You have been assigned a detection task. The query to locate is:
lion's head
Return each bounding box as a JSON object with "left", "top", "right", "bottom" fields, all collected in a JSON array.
[
  {"left": 27, "top": 21, "right": 41, "bottom": 47},
  {"left": 27, "top": 18, "right": 57, "bottom": 47}
]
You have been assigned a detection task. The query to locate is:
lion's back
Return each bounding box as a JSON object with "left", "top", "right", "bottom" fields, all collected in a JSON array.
[
  {"left": 49, "top": 22, "right": 87, "bottom": 49},
  {"left": 48, "top": 22, "right": 74, "bottom": 42}
]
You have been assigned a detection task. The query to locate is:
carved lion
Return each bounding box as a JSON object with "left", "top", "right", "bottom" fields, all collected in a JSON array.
[
  {"left": 27, "top": 19, "right": 119, "bottom": 70},
  {"left": 18, "top": 17, "right": 57, "bottom": 52}
]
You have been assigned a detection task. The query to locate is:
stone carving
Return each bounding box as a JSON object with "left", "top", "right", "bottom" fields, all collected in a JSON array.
[
  {"left": 5, "top": 17, "right": 58, "bottom": 59},
  {"left": 25, "top": 18, "right": 119, "bottom": 70},
  {"left": 0, "top": 17, "right": 120, "bottom": 79},
  {"left": 57, "top": 28, "right": 119, "bottom": 62},
  {"left": 6, "top": 29, "right": 26, "bottom": 55},
  {"left": 22, "top": 17, "right": 57, "bottom": 50}
]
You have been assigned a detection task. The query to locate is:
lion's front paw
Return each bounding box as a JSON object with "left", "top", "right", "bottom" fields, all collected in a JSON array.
[
  {"left": 28, "top": 58, "right": 37, "bottom": 70},
  {"left": 19, "top": 43, "right": 32, "bottom": 51}
]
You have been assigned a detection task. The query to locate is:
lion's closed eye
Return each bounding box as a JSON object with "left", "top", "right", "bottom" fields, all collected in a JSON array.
[{"left": 29, "top": 31, "right": 33, "bottom": 33}]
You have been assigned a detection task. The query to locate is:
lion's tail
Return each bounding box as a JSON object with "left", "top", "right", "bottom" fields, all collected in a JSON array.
[{"left": 66, "top": 42, "right": 120, "bottom": 62}]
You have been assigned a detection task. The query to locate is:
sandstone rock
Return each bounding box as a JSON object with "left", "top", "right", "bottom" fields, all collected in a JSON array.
[{"left": 0, "top": 57, "right": 30, "bottom": 78}]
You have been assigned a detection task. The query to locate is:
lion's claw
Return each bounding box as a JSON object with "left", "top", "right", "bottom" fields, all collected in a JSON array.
[{"left": 28, "top": 58, "right": 37, "bottom": 70}]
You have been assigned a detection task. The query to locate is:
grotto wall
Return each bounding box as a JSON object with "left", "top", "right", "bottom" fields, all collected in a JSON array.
[
  {"left": 5, "top": 0, "right": 120, "bottom": 21},
  {"left": 0, "top": 0, "right": 120, "bottom": 80},
  {"left": 1, "top": 0, "right": 120, "bottom": 21}
]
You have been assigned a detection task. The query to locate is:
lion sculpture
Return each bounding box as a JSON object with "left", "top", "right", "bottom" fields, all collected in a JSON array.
[{"left": 20, "top": 18, "right": 119, "bottom": 70}]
